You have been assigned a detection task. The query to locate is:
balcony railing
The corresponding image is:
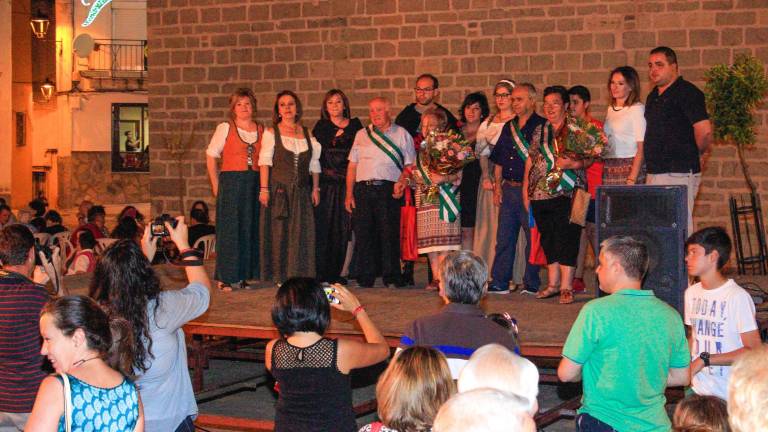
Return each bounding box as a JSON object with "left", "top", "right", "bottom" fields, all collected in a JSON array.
[{"left": 80, "top": 39, "right": 147, "bottom": 79}]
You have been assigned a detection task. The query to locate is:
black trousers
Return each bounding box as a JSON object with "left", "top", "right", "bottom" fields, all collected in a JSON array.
[
  {"left": 352, "top": 181, "right": 402, "bottom": 286},
  {"left": 531, "top": 195, "right": 582, "bottom": 267}
]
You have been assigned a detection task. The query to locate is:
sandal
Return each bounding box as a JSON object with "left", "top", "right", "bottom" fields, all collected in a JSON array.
[
  {"left": 535, "top": 285, "right": 560, "bottom": 299},
  {"left": 425, "top": 280, "right": 440, "bottom": 291},
  {"left": 217, "top": 282, "right": 232, "bottom": 292},
  {"left": 559, "top": 289, "right": 574, "bottom": 304}
]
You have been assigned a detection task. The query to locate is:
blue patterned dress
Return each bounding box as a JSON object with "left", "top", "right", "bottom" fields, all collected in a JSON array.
[{"left": 56, "top": 374, "right": 140, "bottom": 432}]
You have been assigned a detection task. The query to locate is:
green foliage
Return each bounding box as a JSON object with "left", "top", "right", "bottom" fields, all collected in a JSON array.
[{"left": 705, "top": 54, "right": 768, "bottom": 147}]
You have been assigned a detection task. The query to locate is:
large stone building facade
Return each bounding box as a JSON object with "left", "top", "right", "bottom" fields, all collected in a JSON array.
[{"left": 146, "top": 0, "right": 768, "bottom": 233}]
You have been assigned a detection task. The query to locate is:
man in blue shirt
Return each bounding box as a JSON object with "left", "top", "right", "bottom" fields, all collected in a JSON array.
[{"left": 488, "top": 83, "right": 545, "bottom": 294}]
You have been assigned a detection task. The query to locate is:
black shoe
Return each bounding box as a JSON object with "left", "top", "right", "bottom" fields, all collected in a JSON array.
[
  {"left": 356, "top": 279, "right": 374, "bottom": 288},
  {"left": 488, "top": 283, "right": 510, "bottom": 294}
]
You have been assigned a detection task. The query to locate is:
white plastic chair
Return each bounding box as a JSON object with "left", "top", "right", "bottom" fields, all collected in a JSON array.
[
  {"left": 193, "top": 234, "right": 216, "bottom": 260},
  {"left": 33, "top": 232, "right": 51, "bottom": 246},
  {"left": 95, "top": 238, "right": 118, "bottom": 255},
  {"left": 58, "top": 237, "right": 76, "bottom": 266},
  {"left": 50, "top": 231, "right": 71, "bottom": 248}
]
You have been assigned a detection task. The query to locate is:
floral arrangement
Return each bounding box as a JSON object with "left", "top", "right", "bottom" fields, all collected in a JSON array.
[
  {"left": 422, "top": 129, "right": 476, "bottom": 175},
  {"left": 418, "top": 129, "right": 476, "bottom": 204},
  {"left": 544, "top": 115, "right": 608, "bottom": 192}
]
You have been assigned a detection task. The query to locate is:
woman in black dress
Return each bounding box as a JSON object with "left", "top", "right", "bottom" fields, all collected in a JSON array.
[
  {"left": 458, "top": 92, "right": 490, "bottom": 250},
  {"left": 312, "top": 89, "right": 363, "bottom": 284}
]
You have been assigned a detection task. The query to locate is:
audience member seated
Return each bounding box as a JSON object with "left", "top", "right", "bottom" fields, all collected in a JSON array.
[
  {"left": 89, "top": 219, "right": 210, "bottom": 431},
  {"left": 672, "top": 394, "right": 729, "bottom": 432},
  {"left": 42, "top": 210, "right": 67, "bottom": 237},
  {"left": 116, "top": 205, "right": 145, "bottom": 226},
  {"left": 265, "top": 278, "right": 390, "bottom": 432},
  {"left": 0, "top": 225, "right": 51, "bottom": 430},
  {"left": 458, "top": 343, "right": 539, "bottom": 415},
  {"left": 727, "top": 344, "right": 768, "bottom": 432},
  {"left": 75, "top": 200, "right": 93, "bottom": 227},
  {"left": 29, "top": 217, "right": 46, "bottom": 234},
  {"left": 28, "top": 198, "right": 47, "bottom": 219},
  {"left": 66, "top": 231, "right": 97, "bottom": 276},
  {"left": 359, "top": 346, "right": 455, "bottom": 432},
  {"left": 558, "top": 235, "right": 690, "bottom": 432},
  {"left": 432, "top": 388, "right": 536, "bottom": 432},
  {"left": 25, "top": 295, "right": 144, "bottom": 431},
  {"left": 0, "top": 204, "right": 13, "bottom": 229},
  {"left": 399, "top": 250, "right": 519, "bottom": 378},
  {"left": 111, "top": 216, "right": 141, "bottom": 243},
  {"left": 189, "top": 206, "right": 215, "bottom": 249},
  {"left": 71, "top": 205, "right": 107, "bottom": 248}
]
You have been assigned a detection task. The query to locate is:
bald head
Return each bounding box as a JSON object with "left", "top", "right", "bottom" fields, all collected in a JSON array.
[{"left": 369, "top": 97, "right": 392, "bottom": 129}]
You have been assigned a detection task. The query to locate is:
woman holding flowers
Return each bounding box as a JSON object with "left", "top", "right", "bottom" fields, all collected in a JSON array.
[
  {"left": 523, "top": 86, "right": 590, "bottom": 305},
  {"left": 406, "top": 108, "right": 469, "bottom": 291}
]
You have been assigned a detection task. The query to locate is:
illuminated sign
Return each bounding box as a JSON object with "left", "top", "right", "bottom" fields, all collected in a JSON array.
[{"left": 81, "top": 0, "right": 112, "bottom": 27}]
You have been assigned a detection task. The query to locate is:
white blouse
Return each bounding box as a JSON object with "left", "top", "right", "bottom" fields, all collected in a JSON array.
[
  {"left": 258, "top": 129, "right": 322, "bottom": 174},
  {"left": 476, "top": 119, "right": 506, "bottom": 158},
  {"left": 205, "top": 122, "right": 259, "bottom": 158},
  {"left": 603, "top": 103, "right": 646, "bottom": 159}
]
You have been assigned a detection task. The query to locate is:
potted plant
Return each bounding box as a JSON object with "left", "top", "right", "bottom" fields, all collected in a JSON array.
[{"left": 704, "top": 54, "right": 768, "bottom": 194}]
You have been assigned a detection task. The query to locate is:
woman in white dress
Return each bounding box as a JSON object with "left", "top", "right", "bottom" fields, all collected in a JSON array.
[
  {"left": 472, "top": 79, "right": 516, "bottom": 274},
  {"left": 603, "top": 66, "right": 646, "bottom": 185}
]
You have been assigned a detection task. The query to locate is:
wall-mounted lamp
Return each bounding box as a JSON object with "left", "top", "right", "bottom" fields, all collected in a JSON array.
[
  {"left": 40, "top": 78, "right": 55, "bottom": 101},
  {"left": 30, "top": 10, "right": 50, "bottom": 39}
]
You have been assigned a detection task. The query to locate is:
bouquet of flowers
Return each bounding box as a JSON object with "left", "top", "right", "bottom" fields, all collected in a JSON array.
[
  {"left": 419, "top": 129, "right": 476, "bottom": 203},
  {"left": 545, "top": 115, "right": 609, "bottom": 192}
]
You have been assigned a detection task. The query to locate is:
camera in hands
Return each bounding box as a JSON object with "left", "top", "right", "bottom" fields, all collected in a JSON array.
[{"left": 150, "top": 214, "right": 178, "bottom": 237}]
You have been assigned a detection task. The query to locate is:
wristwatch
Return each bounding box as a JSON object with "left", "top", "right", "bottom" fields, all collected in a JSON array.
[{"left": 699, "top": 352, "right": 711, "bottom": 367}]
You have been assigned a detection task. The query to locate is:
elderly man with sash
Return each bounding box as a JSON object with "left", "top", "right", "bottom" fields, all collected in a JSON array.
[
  {"left": 345, "top": 97, "right": 416, "bottom": 288},
  {"left": 487, "top": 83, "right": 545, "bottom": 294}
]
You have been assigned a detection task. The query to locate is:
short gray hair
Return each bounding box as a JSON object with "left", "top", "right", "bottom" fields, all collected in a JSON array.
[
  {"left": 600, "top": 235, "right": 649, "bottom": 280},
  {"left": 440, "top": 250, "right": 487, "bottom": 305},
  {"left": 433, "top": 388, "right": 535, "bottom": 432},
  {"left": 517, "top": 82, "right": 537, "bottom": 100}
]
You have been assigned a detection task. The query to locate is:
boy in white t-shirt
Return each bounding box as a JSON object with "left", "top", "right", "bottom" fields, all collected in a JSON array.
[{"left": 684, "top": 227, "right": 761, "bottom": 400}]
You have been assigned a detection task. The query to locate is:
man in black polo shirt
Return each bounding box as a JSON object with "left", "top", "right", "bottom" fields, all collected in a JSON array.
[
  {"left": 643, "top": 46, "right": 713, "bottom": 234},
  {"left": 395, "top": 73, "right": 458, "bottom": 137},
  {"left": 488, "top": 83, "right": 544, "bottom": 294}
]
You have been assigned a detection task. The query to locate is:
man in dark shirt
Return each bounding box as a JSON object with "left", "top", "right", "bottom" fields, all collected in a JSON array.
[
  {"left": 488, "top": 83, "right": 545, "bottom": 294},
  {"left": 643, "top": 46, "right": 713, "bottom": 234},
  {"left": 400, "top": 250, "right": 519, "bottom": 378},
  {"left": 395, "top": 73, "right": 459, "bottom": 137},
  {"left": 0, "top": 225, "right": 51, "bottom": 430}
]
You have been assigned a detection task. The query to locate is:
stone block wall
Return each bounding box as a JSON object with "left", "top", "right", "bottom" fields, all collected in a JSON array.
[
  {"left": 147, "top": 0, "right": 768, "bottom": 235},
  {"left": 58, "top": 152, "right": 150, "bottom": 208}
]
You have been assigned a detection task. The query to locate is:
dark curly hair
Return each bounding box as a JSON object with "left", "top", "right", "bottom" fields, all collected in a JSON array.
[{"left": 88, "top": 239, "right": 160, "bottom": 373}]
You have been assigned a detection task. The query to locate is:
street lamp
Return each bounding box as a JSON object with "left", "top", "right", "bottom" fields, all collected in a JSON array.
[
  {"left": 30, "top": 10, "right": 50, "bottom": 39},
  {"left": 40, "top": 78, "right": 55, "bottom": 101}
]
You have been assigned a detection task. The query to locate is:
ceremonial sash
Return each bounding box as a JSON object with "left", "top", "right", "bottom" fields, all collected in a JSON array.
[
  {"left": 416, "top": 153, "right": 461, "bottom": 223},
  {"left": 540, "top": 123, "right": 577, "bottom": 192},
  {"left": 366, "top": 125, "right": 404, "bottom": 171},
  {"left": 510, "top": 118, "right": 530, "bottom": 161}
]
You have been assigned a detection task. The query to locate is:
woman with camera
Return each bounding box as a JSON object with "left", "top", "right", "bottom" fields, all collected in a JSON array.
[
  {"left": 25, "top": 295, "right": 144, "bottom": 431},
  {"left": 265, "top": 278, "right": 390, "bottom": 432},
  {"left": 89, "top": 217, "right": 211, "bottom": 432}
]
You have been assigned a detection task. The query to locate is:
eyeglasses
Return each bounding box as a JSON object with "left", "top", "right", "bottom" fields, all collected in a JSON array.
[
  {"left": 414, "top": 87, "right": 434, "bottom": 93},
  {"left": 494, "top": 93, "right": 512, "bottom": 99}
]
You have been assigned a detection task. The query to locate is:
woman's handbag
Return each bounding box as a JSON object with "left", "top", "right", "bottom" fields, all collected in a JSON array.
[
  {"left": 528, "top": 210, "right": 547, "bottom": 266},
  {"left": 569, "top": 187, "right": 591, "bottom": 227},
  {"left": 400, "top": 187, "right": 418, "bottom": 261}
]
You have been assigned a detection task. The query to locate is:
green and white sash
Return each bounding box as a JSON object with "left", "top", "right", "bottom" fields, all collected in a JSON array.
[
  {"left": 510, "top": 117, "right": 530, "bottom": 161},
  {"left": 366, "top": 124, "right": 404, "bottom": 171},
  {"left": 540, "top": 122, "right": 576, "bottom": 192},
  {"left": 416, "top": 153, "right": 461, "bottom": 223}
]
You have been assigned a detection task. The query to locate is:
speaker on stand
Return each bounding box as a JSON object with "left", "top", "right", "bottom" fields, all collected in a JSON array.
[{"left": 596, "top": 185, "right": 688, "bottom": 314}]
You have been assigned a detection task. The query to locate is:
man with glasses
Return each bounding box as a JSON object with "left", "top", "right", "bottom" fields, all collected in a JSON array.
[
  {"left": 395, "top": 73, "right": 459, "bottom": 138},
  {"left": 487, "top": 83, "right": 545, "bottom": 294}
]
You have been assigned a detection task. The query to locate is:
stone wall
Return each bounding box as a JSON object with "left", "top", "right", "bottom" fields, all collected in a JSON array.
[
  {"left": 146, "top": 0, "right": 768, "bottom": 234},
  {"left": 58, "top": 152, "right": 150, "bottom": 208}
]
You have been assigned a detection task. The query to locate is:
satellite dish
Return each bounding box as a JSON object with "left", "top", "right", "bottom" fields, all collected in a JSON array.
[{"left": 73, "top": 33, "right": 94, "bottom": 58}]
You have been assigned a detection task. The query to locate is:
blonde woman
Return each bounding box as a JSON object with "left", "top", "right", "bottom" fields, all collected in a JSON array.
[{"left": 359, "top": 346, "right": 455, "bottom": 432}]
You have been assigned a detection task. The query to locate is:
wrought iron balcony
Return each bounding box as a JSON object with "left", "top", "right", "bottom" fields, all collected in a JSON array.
[{"left": 79, "top": 39, "right": 147, "bottom": 80}]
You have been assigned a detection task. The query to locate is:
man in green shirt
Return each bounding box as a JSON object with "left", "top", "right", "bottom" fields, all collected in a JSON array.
[{"left": 558, "top": 236, "right": 690, "bottom": 432}]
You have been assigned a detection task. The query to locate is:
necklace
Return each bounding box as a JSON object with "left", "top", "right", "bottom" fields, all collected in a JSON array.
[
  {"left": 280, "top": 122, "right": 300, "bottom": 135},
  {"left": 611, "top": 104, "right": 625, "bottom": 112},
  {"left": 72, "top": 356, "right": 101, "bottom": 368}
]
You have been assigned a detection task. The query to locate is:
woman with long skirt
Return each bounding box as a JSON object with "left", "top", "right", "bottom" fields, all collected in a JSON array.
[
  {"left": 206, "top": 88, "right": 262, "bottom": 290},
  {"left": 312, "top": 89, "right": 363, "bottom": 284}
]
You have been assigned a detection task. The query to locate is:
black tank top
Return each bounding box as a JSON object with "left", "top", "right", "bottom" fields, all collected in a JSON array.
[{"left": 271, "top": 338, "right": 355, "bottom": 432}]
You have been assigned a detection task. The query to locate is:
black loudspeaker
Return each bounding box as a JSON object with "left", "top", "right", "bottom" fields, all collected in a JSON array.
[{"left": 596, "top": 185, "right": 688, "bottom": 314}]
